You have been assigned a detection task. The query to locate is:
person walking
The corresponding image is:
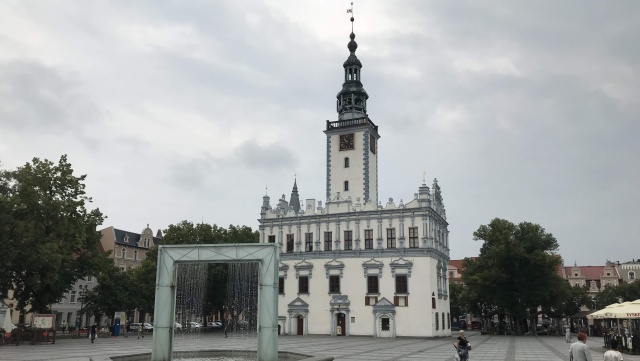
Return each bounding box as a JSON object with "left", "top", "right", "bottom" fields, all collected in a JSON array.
[
  {"left": 566, "top": 326, "right": 572, "bottom": 343},
  {"left": 137, "top": 323, "right": 144, "bottom": 339},
  {"left": 62, "top": 321, "right": 67, "bottom": 335},
  {"left": 456, "top": 330, "right": 470, "bottom": 361},
  {"left": 569, "top": 332, "right": 593, "bottom": 361},
  {"left": 603, "top": 339, "right": 624, "bottom": 361},
  {"left": 90, "top": 323, "right": 97, "bottom": 343}
]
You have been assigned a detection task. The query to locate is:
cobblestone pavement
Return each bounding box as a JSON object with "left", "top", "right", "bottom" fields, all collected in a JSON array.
[{"left": 1, "top": 331, "right": 638, "bottom": 361}]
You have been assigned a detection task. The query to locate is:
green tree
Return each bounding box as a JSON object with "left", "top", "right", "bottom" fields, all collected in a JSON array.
[
  {"left": 84, "top": 265, "right": 137, "bottom": 325},
  {"left": 462, "top": 218, "right": 562, "bottom": 334},
  {"left": 555, "top": 283, "right": 590, "bottom": 318},
  {"left": 0, "top": 156, "right": 109, "bottom": 313}
]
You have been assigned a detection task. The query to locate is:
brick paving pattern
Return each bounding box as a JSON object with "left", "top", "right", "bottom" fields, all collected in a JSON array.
[{"left": 1, "top": 331, "right": 638, "bottom": 361}]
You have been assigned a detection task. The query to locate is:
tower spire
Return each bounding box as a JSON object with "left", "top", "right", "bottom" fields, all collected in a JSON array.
[{"left": 337, "top": 2, "right": 368, "bottom": 121}]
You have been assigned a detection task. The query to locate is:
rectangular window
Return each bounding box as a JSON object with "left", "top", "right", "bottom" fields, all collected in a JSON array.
[
  {"left": 367, "top": 275, "right": 379, "bottom": 294},
  {"left": 436, "top": 312, "right": 439, "bottom": 330},
  {"left": 298, "top": 276, "right": 309, "bottom": 294},
  {"left": 394, "top": 296, "right": 408, "bottom": 307},
  {"left": 381, "top": 317, "right": 390, "bottom": 331},
  {"left": 395, "top": 275, "right": 408, "bottom": 294},
  {"left": 386, "top": 228, "right": 396, "bottom": 249},
  {"left": 324, "top": 232, "right": 332, "bottom": 251},
  {"left": 443, "top": 313, "right": 446, "bottom": 330},
  {"left": 268, "top": 235, "right": 276, "bottom": 243},
  {"left": 432, "top": 297, "right": 436, "bottom": 309},
  {"left": 286, "top": 234, "right": 294, "bottom": 253},
  {"left": 364, "top": 229, "right": 373, "bottom": 249},
  {"left": 344, "top": 231, "right": 353, "bottom": 250},
  {"left": 305, "top": 233, "right": 313, "bottom": 252},
  {"left": 70, "top": 291, "right": 77, "bottom": 303},
  {"left": 447, "top": 313, "right": 451, "bottom": 329},
  {"left": 408, "top": 227, "right": 419, "bottom": 248},
  {"left": 329, "top": 275, "right": 340, "bottom": 293},
  {"left": 279, "top": 277, "right": 284, "bottom": 295}
]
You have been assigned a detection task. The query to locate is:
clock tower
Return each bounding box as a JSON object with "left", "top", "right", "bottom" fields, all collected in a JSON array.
[{"left": 324, "top": 15, "right": 379, "bottom": 206}]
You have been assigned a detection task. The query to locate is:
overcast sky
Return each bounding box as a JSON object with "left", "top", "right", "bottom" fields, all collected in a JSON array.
[{"left": 1, "top": 1, "right": 638, "bottom": 266}]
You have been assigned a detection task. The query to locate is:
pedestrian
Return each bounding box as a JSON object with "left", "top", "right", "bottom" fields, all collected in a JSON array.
[
  {"left": 603, "top": 339, "right": 624, "bottom": 361},
  {"left": 566, "top": 326, "right": 571, "bottom": 343},
  {"left": 90, "top": 323, "right": 97, "bottom": 343},
  {"left": 455, "top": 330, "right": 470, "bottom": 361},
  {"left": 569, "top": 332, "right": 593, "bottom": 361},
  {"left": 137, "top": 323, "right": 143, "bottom": 339},
  {"left": 62, "top": 321, "right": 67, "bottom": 335}
]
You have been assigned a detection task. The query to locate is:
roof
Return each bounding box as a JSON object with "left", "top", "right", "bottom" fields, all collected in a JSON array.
[
  {"left": 449, "top": 259, "right": 464, "bottom": 271},
  {"left": 565, "top": 265, "right": 619, "bottom": 280},
  {"left": 113, "top": 228, "right": 161, "bottom": 248}
]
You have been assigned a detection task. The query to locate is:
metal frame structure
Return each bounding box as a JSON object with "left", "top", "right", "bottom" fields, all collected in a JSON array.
[{"left": 151, "top": 243, "right": 279, "bottom": 361}]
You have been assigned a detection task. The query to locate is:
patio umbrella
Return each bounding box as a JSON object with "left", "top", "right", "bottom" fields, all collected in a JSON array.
[
  {"left": 605, "top": 299, "right": 640, "bottom": 319},
  {"left": 587, "top": 303, "right": 621, "bottom": 320}
]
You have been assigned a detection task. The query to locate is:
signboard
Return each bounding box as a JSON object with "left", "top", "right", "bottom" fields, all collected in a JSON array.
[{"left": 33, "top": 314, "right": 55, "bottom": 330}]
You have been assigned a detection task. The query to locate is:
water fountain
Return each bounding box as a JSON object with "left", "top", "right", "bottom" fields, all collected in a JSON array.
[
  {"left": 152, "top": 243, "right": 278, "bottom": 361},
  {"left": 97, "top": 243, "right": 332, "bottom": 361}
]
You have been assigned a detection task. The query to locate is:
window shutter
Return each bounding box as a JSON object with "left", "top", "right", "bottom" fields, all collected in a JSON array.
[
  {"left": 394, "top": 296, "right": 399, "bottom": 306},
  {"left": 365, "top": 297, "right": 370, "bottom": 306}
]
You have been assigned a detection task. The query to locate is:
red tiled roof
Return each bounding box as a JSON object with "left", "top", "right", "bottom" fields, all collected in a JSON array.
[
  {"left": 564, "top": 265, "right": 618, "bottom": 280},
  {"left": 449, "top": 259, "right": 464, "bottom": 271}
]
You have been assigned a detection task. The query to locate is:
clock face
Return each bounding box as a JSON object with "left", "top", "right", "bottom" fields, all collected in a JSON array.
[
  {"left": 370, "top": 134, "right": 376, "bottom": 154},
  {"left": 339, "top": 133, "right": 355, "bottom": 150}
]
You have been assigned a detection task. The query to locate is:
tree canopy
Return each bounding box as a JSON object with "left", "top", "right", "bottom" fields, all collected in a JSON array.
[
  {"left": 0, "top": 156, "right": 109, "bottom": 313},
  {"left": 461, "top": 218, "right": 563, "bottom": 334},
  {"left": 129, "top": 221, "right": 259, "bottom": 321}
]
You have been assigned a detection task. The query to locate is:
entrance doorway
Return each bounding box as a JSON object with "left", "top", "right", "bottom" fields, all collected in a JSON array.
[
  {"left": 336, "top": 313, "right": 346, "bottom": 336},
  {"left": 297, "top": 315, "right": 304, "bottom": 335}
]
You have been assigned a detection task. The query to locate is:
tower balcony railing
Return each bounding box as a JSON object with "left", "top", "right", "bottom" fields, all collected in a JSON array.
[{"left": 326, "top": 116, "right": 378, "bottom": 132}]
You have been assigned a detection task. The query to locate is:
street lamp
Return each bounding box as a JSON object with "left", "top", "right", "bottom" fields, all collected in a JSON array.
[{"left": 79, "top": 285, "right": 88, "bottom": 329}]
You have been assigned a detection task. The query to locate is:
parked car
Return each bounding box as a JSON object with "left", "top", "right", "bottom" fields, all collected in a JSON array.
[
  {"left": 470, "top": 320, "right": 482, "bottom": 330},
  {"left": 210, "top": 321, "right": 222, "bottom": 329},
  {"left": 188, "top": 322, "right": 203, "bottom": 331},
  {"left": 143, "top": 323, "right": 153, "bottom": 332}
]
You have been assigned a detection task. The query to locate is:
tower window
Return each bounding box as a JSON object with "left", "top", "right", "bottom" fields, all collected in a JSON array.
[
  {"left": 344, "top": 181, "right": 349, "bottom": 191},
  {"left": 344, "top": 157, "right": 349, "bottom": 168}
]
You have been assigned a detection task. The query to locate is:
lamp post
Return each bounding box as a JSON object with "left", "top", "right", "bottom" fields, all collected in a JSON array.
[{"left": 79, "top": 285, "right": 88, "bottom": 329}]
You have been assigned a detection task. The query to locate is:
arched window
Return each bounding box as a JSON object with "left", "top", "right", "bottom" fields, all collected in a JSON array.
[
  {"left": 133, "top": 250, "right": 138, "bottom": 260},
  {"left": 344, "top": 181, "right": 349, "bottom": 191},
  {"left": 630, "top": 271, "right": 636, "bottom": 280},
  {"left": 121, "top": 248, "right": 126, "bottom": 259},
  {"left": 344, "top": 157, "right": 349, "bottom": 168}
]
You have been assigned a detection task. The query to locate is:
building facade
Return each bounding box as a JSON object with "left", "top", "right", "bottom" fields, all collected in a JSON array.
[
  {"left": 564, "top": 261, "right": 620, "bottom": 299},
  {"left": 48, "top": 225, "right": 162, "bottom": 328},
  {"left": 616, "top": 259, "right": 639, "bottom": 283},
  {"left": 258, "top": 17, "right": 451, "bottom": 338}
]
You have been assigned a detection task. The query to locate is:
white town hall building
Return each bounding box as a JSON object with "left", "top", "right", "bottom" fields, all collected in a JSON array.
[{"left": 258, "top": 16, "right": 451, "bottom": 338}]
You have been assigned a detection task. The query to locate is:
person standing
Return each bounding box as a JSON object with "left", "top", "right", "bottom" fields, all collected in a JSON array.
[
  {"left": 62, "top": 321, "right": 67, "bottom": 335},
  {"left": 569, "top": 332, "right": 593, "bottom": 361},
  {"left": 90, "top": 323, "right": 97, "bottom": 343},
  {"left": 566, "top": 326, "right": 572, "bottom": 343},
  {"left": 137, "top": 323, "right": 144, "bottom": 339},
  {"left": 603, "top": 339, "right": 624, "bottom": 361}
]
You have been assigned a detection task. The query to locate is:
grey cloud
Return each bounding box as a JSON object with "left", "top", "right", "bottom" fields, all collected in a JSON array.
[{"left": 0, "top": 61, "right": 100, "bottom": 131}]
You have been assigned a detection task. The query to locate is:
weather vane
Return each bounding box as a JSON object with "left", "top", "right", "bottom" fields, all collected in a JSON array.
[{"left": 347, "top": 2, "right": 354, "bottom": 32}]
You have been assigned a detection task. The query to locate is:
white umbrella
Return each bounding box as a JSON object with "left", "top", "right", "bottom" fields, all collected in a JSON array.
[
  {"left": 587, "top": 303, "right": 622, "bottom": 320},
  {"left": 605, "top": 299, "right": 640, "bottom": 319}
]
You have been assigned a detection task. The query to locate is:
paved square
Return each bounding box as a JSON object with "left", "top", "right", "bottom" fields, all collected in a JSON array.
[{"left": 1, "top": 331, "right": 638, "bottom": 361}]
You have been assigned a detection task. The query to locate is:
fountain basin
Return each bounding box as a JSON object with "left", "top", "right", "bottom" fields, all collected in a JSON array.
[{"left": 90, "top": 350, "right": 333, "bottom": 361}]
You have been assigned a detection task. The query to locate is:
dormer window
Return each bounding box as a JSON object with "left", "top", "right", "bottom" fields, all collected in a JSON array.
[
  {"left": 124, "top": 234, "right": 129, "bottom": 243},
  {"left": 574, "top": 273, "right": 578, "bottom": 277}
]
